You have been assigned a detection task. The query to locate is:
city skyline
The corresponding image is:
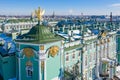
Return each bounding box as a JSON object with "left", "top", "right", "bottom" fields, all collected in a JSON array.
[{"left": 0, "top": 0, "right": 120, "bottom": 15}]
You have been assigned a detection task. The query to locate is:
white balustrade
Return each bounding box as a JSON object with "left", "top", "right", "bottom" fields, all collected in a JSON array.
[{"left": 64, "top": 40, "right": 81, "bottom": 48}]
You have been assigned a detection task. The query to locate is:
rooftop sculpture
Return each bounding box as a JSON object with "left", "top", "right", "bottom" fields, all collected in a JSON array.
[{"left": 35, "top": 7, "right": 45, "bottom": 21}]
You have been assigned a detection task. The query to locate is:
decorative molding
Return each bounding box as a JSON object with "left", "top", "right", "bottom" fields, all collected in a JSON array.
[{"left": 48, "top": 46, "right": 59, "bottom": 57}]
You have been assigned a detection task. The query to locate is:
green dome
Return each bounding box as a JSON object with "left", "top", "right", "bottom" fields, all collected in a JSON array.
[{"left": 16, "top": 24, "right": 63, "bottom": 44}]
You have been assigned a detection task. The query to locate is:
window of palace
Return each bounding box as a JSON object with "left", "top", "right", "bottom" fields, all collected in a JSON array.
[
  {"left": 85, "top": 45, "right": 87, "bottom": 51},
  {"left": 106, "top": 46, "right": 108, "bottom": 52},
  {"left": 87, "top": 45, "right": 89, "bottom": 50},
  {"left": 99, "top": 50, "right": 100, "bottom": 57},
  {"left": 17, "top": 26, "right": 19, "bottom": 28},
  {"left": 78, "top": 51, "right": 81, "bottom": 57},
  {"left": 66, "top": 67, "right": 69, "bottom": 72},
  {"left": 66, "top": 53, "right": 69, "bottom": 61},
  {"left": 66, "top": 56, "right": 69, "bottom": 61},
  {"left": 114, "top": 36, "right": 116, "bottom": 41},
  {"left": 26, "top": 60, "right": 33, "bottom": 77},
  {"left": 79, "top": 64, "right": 81, "bottom": 72},
  {"left": 85, "top": 73, "right": 87, "bottom": 80},
  {"left": 6, "top": 26, "right": 8, "bottom": 29},
  {"left": 89, "top": 71, "right": 92, "bottom": 77},
  {"left": 103, "top": 45, "right": 105, "bottom": 58},
  {"left": 85, "top": 56, "right": 87, "bottom": 66},
  {"left": 90, "top": 44, "right": 92, "bottom": 49},
  {"left": 112, "top": 36, "right": 114, "bottom": 41},
  {"left": 93, "top": 53, "right": 96, "bottom": 60},
  {"left": 90, "top": 54, "right": 92, "bottom": 62},
  {"left": 26, "top": 66, "right": 33, "bottom": 77},
  {"left": 94, "top": 42, "right": 96, "bottom": 48},
  {"left": 72, "top": 53, "right": 75, "bottom": 59}
]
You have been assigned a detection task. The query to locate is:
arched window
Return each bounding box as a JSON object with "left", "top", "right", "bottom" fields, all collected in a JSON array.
[
  {"left": 26, "top": 61, "right": 33, "bottom": 77},
  {"left": 66, "top": 55, "right": 69, "bottom": 61},
  {"left": 66, "top": 53, "right": 69, "bottom": 61},
  {"left": 78, "top": 51, "right": 81, "bottom": 56},
  {"left": 85, "top": 56, "right": 87, "bottom": 66},
  {"left": 90, "top": 54, "right": 92, "bottom": 62},
  {"left": 26, "top": 66, "right": 33, "bottom": 77},
  {"left": 72, "top": 54, "right": 75, "bottom": 59}
]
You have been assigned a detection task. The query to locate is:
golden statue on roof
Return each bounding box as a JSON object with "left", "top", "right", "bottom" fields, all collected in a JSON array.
[{"left": 35, "top": 7, "right": 45, "bottom": 21}]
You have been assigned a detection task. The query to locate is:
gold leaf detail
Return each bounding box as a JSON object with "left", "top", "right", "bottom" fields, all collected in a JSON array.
[
  {"left": 23, "top": 48, "right": 34, "bottom": 58},
  {"left": 35, "top": 7, "right": 45, "bottom": 21},
  {"left": 49, "top": 46, "right": 59, "bottom": 57}
]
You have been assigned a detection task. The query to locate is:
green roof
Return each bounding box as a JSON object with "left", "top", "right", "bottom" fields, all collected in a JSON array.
[
  {"left": 16, "top": 24, "right": 63, "bottom": 44},
  {"left": 7, "top": 19, "right": 34, "bottom": 23},
  {"left": 64, "top": 44, "right": 83, "bottom": 51}
]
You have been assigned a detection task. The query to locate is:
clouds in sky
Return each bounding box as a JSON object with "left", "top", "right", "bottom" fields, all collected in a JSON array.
[{"left": 110, "top": 3, "right": 120, "bottom": 7}]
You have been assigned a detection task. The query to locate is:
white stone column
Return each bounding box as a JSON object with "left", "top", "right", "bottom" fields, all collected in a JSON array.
[
  {"left": 109, "top": 61, "right": 113, "bottom": 79},
  {"left": 60, "top": 41, "right": 64, "bottom": 80},
  {"left": 39, "top": 59, "right": 41, "bottom": 80},
  {"left": 82, "top": 50, "right": 85, "bottom": 80},
  {"left": 99, "top": 62, "right": 102, "bottom": 75},
  {"left": 44, "top": 60, "right": 46, "bottom": 80},
  {"left": 39, "top": 48, "right": 46, "bottom": 80},
  {"left": 95, "top": 57, "right": 100, "bottom": 79},
  {"left": 18, "top": 58, "right": 21, "bottom": 80},
  {"left": 95, "top": 42, "right": 100, "bottom": 79},
  {"left": 18, "top": 46, "right": 21, "bottom": 80}
]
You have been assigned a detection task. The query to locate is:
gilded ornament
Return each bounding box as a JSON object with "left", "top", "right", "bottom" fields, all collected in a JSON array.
[
  {"left": 40, "top": 45, "right": 44, "bottom": 50},
  {"left": 49, "top": 46, "right": 59, "bottom": 57},
  {"left": 101, "top": 32, "right": 106, "bottom": 37},
  {"left": 41, "top": 61, "right": 44, "bottom": 70},
  {"left": 26, "top": 60, "right": 32, "bottom": 66},
  {"left": 23, "top": 48, "right": 34, "bottom": 58},
  {"left": 35, "top": 7, "right": 45, "bottom": 21},
  {"left": 107, "top": 39, "right": 110, "bottom": 42}
]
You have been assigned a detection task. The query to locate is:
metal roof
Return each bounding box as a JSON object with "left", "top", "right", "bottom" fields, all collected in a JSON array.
[{"left": 0, "top": 33, "right": 16, "bottom": 57}]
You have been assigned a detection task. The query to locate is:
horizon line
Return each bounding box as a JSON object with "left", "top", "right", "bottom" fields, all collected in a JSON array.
[{"left": 0, "top": 14, "right": 119, "bottom": 17}]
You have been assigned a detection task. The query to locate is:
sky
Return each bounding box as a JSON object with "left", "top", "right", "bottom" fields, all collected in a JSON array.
[{"left": 0, "top": 0, "right": 120, "bottom": 15}]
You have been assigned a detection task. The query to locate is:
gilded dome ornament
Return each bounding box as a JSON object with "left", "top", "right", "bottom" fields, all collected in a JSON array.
[
  {"left": 35, "top": 7, "right": 45, "bottom": 21},
  {"left": 23, "top": 48, "right": 34, "bottom": 58},
  {"left": 48, "top": 46, "right": 59, "bottom": 57}
]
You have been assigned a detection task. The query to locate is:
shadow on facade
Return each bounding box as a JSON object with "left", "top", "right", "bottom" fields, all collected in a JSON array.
[{"left": 0, "top": 75, "right": 3, "bottom": 80}]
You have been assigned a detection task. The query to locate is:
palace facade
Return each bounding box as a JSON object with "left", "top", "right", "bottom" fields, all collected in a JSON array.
[{"left": 0, "top": 8, "right": 120, "bottom": 80}]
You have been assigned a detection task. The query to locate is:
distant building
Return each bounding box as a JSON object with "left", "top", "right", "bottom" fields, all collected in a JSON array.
[{"left": 1, "top": 19, "right": 37, "bottom": 33}]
